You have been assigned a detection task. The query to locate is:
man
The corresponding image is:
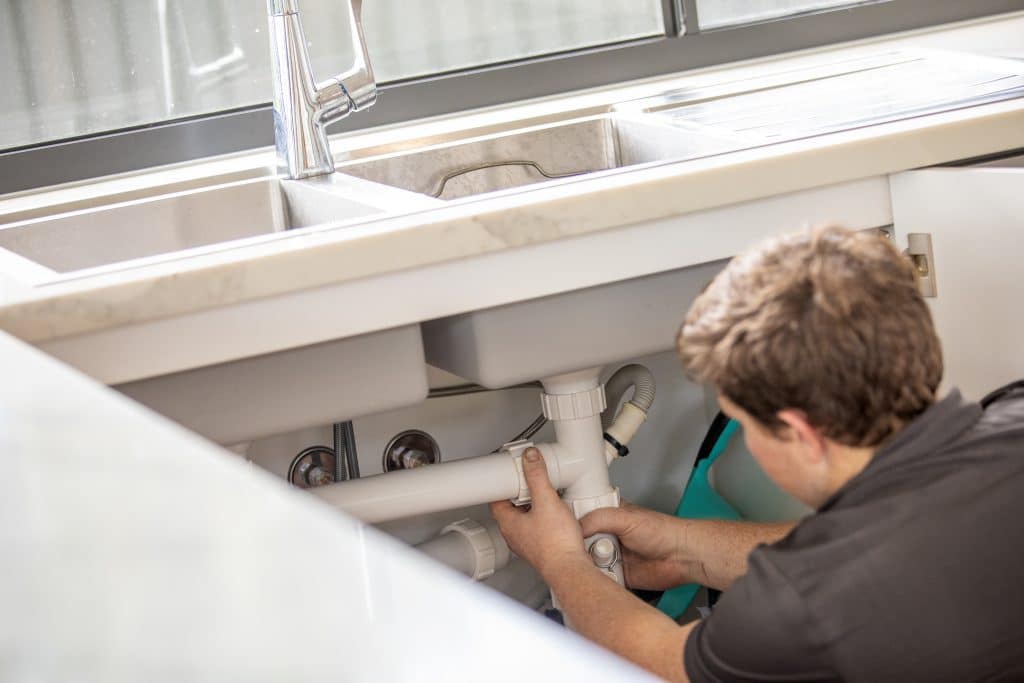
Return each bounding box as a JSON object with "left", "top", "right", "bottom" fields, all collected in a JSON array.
[{"left": 491, "top": 226, "right": 1024, "bottom": 682}]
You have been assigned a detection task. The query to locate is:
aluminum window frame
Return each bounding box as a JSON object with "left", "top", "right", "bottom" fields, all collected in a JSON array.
[{"left": 2, "top": 0, "right": 1023, "bottom": 195}]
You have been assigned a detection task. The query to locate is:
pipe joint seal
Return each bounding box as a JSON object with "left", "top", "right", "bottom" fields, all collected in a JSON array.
[
  {"left": 500, "top": 439, "right": 537, "bottom": 507},
  {"left": 442, "top": 518, "right": 497, "bottom": 581},
  {"left": 541, "top": 385, "right": 607, "bottom": 421},
  {"left": 569, "top": 487, "right": 621, "bottom": 519}
]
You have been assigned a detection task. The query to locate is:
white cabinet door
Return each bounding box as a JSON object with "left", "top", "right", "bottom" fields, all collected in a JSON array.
[{"left": 890, "top": 167, "right": 1024, "bottom": 402}]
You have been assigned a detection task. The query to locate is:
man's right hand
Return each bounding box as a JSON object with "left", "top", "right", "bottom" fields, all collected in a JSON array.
[
  {"left": 580, "top": 503, "right": 706, "bottom": 591},
  {"left": 582, "top": 505, "right": 798, "bottom": 592}
]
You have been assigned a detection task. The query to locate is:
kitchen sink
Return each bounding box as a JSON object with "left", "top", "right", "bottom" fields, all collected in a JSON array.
[
  {"left": 422, "top": 260, "right": 729, "bottom": 388},
  {"left": 117, "top": 323, "right": 430, "bottom": 446},
  {"left": 336, "top": 114, "right": 749, "bottom": 201},
  {"left": 0, "top": 173, "right": 438, "bottom": 278},
  {"left": 5, "top": 50, "right": 1020, "bottom": 281}
]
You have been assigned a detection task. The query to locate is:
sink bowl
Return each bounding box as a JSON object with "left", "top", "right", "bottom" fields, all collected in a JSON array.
[
  {"left": 422, "top": 260, "right": 728, "bottom": 388},
  {"left": 117, "top": 324, "right": 430, "bottom": 446},
  {"left": 0, "top": 174, "right": 438, "bottom": 278},
  {"left": 336, "top": 114, "right": 748, "bottom": 201},
  {"left": 0, "top": 175, "right": 439, "bottom": 443}
]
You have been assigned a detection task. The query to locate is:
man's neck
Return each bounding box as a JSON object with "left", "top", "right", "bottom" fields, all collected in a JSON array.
[{"left": 825, "top": 443, "right": 876, "bottom": 498}]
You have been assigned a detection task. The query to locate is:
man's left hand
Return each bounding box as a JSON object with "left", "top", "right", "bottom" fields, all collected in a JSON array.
[{"left": 490, "top": 448, "right": 588, "bottom": 580}]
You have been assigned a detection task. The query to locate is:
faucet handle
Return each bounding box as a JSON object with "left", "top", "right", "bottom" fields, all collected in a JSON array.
[{"left": 336, "top": 0, "right": 377, "bottom": 112}]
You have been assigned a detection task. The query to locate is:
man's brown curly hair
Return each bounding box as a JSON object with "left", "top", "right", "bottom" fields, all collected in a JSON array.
[{"left": 677, "top": 226, "right": 943, "bottom": 447}]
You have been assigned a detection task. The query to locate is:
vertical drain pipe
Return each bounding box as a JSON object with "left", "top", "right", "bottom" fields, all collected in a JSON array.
[
  {"left": 541, "top": 368, "right": 626, "bottom": 589},
  {"left": 540, "top": 368, "right": 612, "bottom": 506}
]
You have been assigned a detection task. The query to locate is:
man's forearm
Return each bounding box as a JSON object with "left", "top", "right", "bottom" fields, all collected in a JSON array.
[
  {"left": 676, "top": 519, "right": 795, "bottom": 590},
  {"left": 546, "top": 557, "right": 695, "bottom": 683}
]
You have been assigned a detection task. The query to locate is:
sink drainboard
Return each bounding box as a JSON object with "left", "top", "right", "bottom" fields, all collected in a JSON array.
[{"left": 638, "top": 51, "right": 1024, "bottom": 144}]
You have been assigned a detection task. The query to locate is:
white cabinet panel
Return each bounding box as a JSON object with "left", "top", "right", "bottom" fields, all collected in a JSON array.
[{"left": 890, "top": 167, "right": 1024, "bottom": 401}]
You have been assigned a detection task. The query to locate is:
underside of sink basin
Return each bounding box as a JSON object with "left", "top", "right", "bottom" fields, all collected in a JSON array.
[
  {"left": 117, "top": 324, "right": 429, "bottom": 445},
  {"left": 0, "top": 173, "right": 437, "bottom": 277},
  {"left": 422, "top": 259, "right": 728, "bottom": 388},
  {"left": 336, "top": 114, "right": 747, "bottom": 201}
]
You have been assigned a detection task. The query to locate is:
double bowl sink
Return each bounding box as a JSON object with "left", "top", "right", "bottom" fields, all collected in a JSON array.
[
  {"left": 4, "top": 50, "right": 1023, "bottom": 280},
  {"left": 0, "top": 111, "right": 749, "bottom": 446},
  {"left": 0, "top": 113, "right": 748, "bottom": 280}
]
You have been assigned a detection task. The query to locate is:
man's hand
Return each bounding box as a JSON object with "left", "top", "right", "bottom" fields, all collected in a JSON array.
[
  {"left": 489, "top": 448, "right": 588, "bottom": 581},
  {"left": 492, "top": 450, "right": 696, "bottom": 682},
  {"left": 581, "top": 504, "right": 700, "bottom": 591},
  {"left": 585, "top": 506, "right": 799, "bottom": 592}
]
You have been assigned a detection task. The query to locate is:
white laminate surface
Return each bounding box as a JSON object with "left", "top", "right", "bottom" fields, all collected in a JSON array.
[{"left": 0, "top": 330, "right": 655, "bottom": 681}]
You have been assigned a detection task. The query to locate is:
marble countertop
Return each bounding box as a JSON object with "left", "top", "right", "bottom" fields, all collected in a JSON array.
[
  {"left": 0, "top": 328, "right": 655, "bottom": 681},
  {"left": 0, "top": 12, "right": 1022, "bottom": 353}
]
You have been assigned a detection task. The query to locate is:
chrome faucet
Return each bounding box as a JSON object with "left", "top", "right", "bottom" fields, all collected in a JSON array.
[{"left": 267, "top": 0, "right": 377, "bottom": 179}]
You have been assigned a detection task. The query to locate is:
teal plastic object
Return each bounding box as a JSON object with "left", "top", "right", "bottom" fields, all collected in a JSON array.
[{"left": 656, "top": 419, "right": 741, "bottom": 620}]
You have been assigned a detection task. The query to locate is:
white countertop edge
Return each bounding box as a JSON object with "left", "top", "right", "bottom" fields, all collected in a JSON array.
[{"left": 5, "top": 93, "right": 1024, "bottom": 346}]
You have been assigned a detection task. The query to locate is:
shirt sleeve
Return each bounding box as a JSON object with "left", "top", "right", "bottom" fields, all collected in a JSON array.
[{"left": 684, "top": 549, "right": 837, "bottom": 683}]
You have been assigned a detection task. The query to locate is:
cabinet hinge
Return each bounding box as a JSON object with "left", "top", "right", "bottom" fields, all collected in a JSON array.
[{"left": 904, "top": 232, "right": 937, "bottom": 298}]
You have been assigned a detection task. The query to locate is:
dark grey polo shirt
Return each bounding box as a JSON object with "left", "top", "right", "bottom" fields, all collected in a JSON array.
[{"left": 685, "top": 388, "right": 1024, "bottom": 682}]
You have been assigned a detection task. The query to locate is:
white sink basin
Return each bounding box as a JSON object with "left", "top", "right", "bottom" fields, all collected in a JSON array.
[
  {"left": 0, "top": 174, "right": 438, "bottom": 279},
  {"left": 337, "top": 114, "right": 748, "bottom": 200},
  {"left": 0, "top": 174, "right": 438, "bottom": 444},
  {"left": 117, "top": 324, "right": 430, "bottom": 446},
  {"left": 422, "top": 260, "right": 727, "bottom": 388}
]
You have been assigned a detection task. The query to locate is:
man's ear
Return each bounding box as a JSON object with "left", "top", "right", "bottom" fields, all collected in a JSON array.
[{"left": 776, "top": 409, "right": 827, "bottom": 464}]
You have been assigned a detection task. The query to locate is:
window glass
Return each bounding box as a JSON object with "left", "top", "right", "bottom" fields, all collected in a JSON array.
[
  {"left": 696, "top": 0, "right": 873, "bottom": 30},
  {"left": 368, "top": 1, "right": 664, "bottom": 82},
  {"left": 0, "top": 0, "right": 663, "bottom": 152}
]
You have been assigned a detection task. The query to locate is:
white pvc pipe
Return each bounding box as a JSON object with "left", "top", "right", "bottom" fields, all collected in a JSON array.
[
  {"left": 313, "top": 451, "right": 518, "bottom": 523},
  {"left": 542, "top": 368, "right": 611, "bottom": 503},
  {"left": 312, "top": 367, "right": 639, "bottom": 526},
  {"left": 312, "top": 443, "right": 568, "bottom": 523},
  {"left": 417, "top": 519, "right": 511, "bottom": 579},
  {"left": 551, "top": 414, "right": 609, "bottom": 501},
  {"left": 418, "top": 531, "right": 477, "bottom": 576},
  {"left": 542, "top": 369, "right": 627, "bottom": 592}
]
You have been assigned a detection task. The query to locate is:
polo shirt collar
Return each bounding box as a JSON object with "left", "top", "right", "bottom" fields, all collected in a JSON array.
[{"left": 820, "top": 389, "right": 982, "bottom": 511}]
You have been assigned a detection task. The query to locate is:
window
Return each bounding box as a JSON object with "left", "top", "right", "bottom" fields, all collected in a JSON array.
[
  {"left": 0, "top": 0, "right": 663, "bottom": 152},
  {"left": 2, "top": 0, "right": 1021, "bottom": 193},
  {"left": 368, "top": 1, "right": 664, "bottom": 82},
  {"left": 694, "top": 0, "right": 880, "bottom": 30},
  {"left": 696, "top": 0, "right": 880, "bottom": 30}
]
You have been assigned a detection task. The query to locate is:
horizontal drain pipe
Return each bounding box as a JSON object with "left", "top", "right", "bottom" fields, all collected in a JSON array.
[
  {"left": 313, "top": 366, "right": 654, "bottom": 529},
  {"left": 311, "top": 440, "right": 584, "bottom": 523}
]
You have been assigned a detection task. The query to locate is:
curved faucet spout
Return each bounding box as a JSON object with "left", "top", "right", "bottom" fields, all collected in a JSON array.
[{"left": 267, "top": 0, "right": 377, "bottom": 179}]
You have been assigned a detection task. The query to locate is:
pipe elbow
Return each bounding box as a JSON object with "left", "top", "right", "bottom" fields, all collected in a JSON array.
[
  {"left": 535, "top": 441, "right": 586, "bottom": 491},
  {"left": 602, "top": 364, "right": 656, "bottom": 430},
  {"left": 601, "top": 364, "right": 655, "bottom": 462}
]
